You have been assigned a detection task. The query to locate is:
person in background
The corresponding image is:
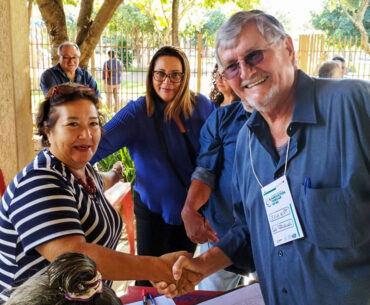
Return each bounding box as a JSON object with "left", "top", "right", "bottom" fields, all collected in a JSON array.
[
  {"left": 332, "top": 56, "right": 347, "bottom": 77},
  {"left": 102, "top": 50, "right": 122, "bottom": 113},
  {"left": 209, "top": 64, "right": 240, "bottom": 107},
  {"left": 318, "top": 60, "right": 342, "bottom": 78},
  {"left": 182, "top": 102, "right": 254, "bottom": 292},
  {"left": 0, "top": 83, "right": 199, "bottom": 303},
  {"left": 4, "top": 252, "right": 122, "bottom": 305},
  {"left": 91, "top": 46, "right": 214, "bottom": 287},
  {"left": 161, "top": 10, "right": 369, "bottom": 305},
  {"left": 181, "top": 64, "right": 253, "bottom": 291},
  {"left": 40, "top": 42, "right": 100, "bottom": 97}
]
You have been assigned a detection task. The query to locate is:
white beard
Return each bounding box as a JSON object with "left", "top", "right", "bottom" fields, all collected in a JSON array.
[{"left": 244, "top": 83, "right": 279, "bottom": 113}]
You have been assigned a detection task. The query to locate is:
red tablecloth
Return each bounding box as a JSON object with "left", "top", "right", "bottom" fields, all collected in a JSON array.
[{"left": 120, "top": 286, "right": 222, "bottom": 305}]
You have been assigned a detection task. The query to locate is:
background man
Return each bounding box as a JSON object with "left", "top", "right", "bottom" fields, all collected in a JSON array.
[
  {"left": 40, "top": 42, "right": 100, "bottom": 96},
  {"left": 318, "top": 60, "right": 342, "bottom": 78},
  {"left": 169, "top": 10, "right": 370, "bottom": 305},
  {"left": 332, "top": 55, "right": 347, "bottom": 77},
  {"left": 102, "top": 50, "right": 122, "bottom": 113}
]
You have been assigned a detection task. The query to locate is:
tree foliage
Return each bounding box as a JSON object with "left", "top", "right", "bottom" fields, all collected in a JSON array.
[
  {"left": 181, "top": 9, "right": 227, "bottom": 46},
  {"left": 106, "top": 4, "right": 154, "bottom": 33},
  {"left": 311, "top": 0, "right": 369, "bottom": 53},
  {"left": 126, "top": 0, "right": 260, "bottom": 45}
]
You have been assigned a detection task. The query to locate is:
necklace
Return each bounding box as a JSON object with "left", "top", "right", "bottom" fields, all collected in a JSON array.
[{"left": 71, "top": 168, "right": 96, "bottom": 195}]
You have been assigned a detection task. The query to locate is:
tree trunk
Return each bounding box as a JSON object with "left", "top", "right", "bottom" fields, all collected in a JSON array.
[
  {"left": 79, "top": 0, "right": 124, "bottom": 69},
  {"left": 36, "top": 0, "right": 69, "bottom": 64},
  {"left": 171, "top": 0, "right": 180, "bottom": 46},
  {"left": 76, "top": 0, "right": 94, "bottom": 46},
  {"left": 337, "top": 0, "right": 370, "bottom": 54}
]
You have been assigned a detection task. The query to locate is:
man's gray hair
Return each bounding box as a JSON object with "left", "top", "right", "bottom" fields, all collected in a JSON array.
[
  {"left": 57, "top": 41, "right": 81, "bottom": 57},
  {"left": 215, "top": 10, "right": 288, "bottom": 66}
]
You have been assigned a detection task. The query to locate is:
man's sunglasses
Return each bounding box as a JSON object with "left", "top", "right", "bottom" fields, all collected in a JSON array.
[
  {"left": 50, "top": 84, "right": 94, "bottom": 100},
  {"left": 222, "top": 47, "right": 269, "bottom": 80}
]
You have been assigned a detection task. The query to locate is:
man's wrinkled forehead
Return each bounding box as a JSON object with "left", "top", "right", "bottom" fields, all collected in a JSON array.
[
  {"left": 217, "top": 23, "right": 266, "bottom": 66},
  {"left": 60, "top": 45, "right": 78, "bottom": 56}
]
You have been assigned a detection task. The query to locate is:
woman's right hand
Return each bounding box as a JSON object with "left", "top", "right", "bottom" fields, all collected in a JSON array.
[{"left": 153, "top": 251, "right": 203, "bottom": 297}]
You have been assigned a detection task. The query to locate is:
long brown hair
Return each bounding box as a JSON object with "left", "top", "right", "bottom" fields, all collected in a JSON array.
[{"left": 146, "top": 46, "right": 196, "bottom": 121}]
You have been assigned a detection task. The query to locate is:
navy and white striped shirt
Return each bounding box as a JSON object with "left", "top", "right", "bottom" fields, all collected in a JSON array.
[{"left": 0, "top": 150, "right": 122, "bottom": 301}]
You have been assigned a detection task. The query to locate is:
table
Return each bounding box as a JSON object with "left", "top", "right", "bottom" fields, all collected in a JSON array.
[{"left": 120, "top": 286, "right": 222, "bottom": 305}]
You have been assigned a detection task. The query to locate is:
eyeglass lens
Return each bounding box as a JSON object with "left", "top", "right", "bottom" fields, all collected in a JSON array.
[
  {"left": 62, "top": 56, "right": 79, "bottom": 61},
  {"left": 223, "top": 49, "right": 265, "bottom": 80},
  {"left": 153, "top": 71, "right": 183, "bottom": 82}
]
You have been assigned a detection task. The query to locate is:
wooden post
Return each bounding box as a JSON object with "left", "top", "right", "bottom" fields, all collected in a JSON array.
[{"left": 0, "top": 0, "right": 33, "bottom": 184}]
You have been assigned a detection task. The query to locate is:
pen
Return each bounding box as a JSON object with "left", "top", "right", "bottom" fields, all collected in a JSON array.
[
  {"left": 142, "top": 289, "right": 147, "bottom": 305},
  {"left": 304, "top": 177, "right": 311, "bottom": 195},
  {"left": 148, "top": 293, "right": 156, "bottom": 305}
]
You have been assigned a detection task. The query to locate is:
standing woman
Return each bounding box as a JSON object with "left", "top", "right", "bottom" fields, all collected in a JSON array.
[
  {"left": 92, "top": 46, "right": 214, "bottom": 286},
  {"left": 209, "top": 64, "right": 240, "bottom": 107}
]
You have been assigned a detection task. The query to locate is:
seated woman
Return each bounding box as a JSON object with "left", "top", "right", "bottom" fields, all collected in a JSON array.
[
  {"left": 4, "top": 252, "right": 122, "bottom": 305},
  {"left": 209, "top": 64, "right": 240, "bottom": 107},
  {"left": 0, "top": 83, "right": 198, "bottom": 302},
  {"left": 91, "top": 46, "right": 214, "bottom": 286}
]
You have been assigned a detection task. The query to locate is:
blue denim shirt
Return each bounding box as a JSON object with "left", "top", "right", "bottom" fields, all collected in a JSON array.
[
  {"left": 91, "top": 94, "right": 214, "bottom": 225},
  {"left": 40, "top": 63, "right": 101, "bottom": 97},
  {"left": 218, "top": 70, "right": 370, "bottom": 305},
  {"left": 192, "top": 102, "right": 250, "bottom": 239}
]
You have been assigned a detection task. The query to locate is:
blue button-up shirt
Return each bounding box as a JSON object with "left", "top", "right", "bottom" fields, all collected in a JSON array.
[
  {"left": 218, "top": 70, "right": 370, "bottom": 305},
  {"left": 92, "top": 94, "right": 214, "bottom": 225},
  {"left": 40, "top": 63, "right": 101, "bottom": 96},
  {"left": 192, "top": 102, "right": 250, "bottom": 239}
]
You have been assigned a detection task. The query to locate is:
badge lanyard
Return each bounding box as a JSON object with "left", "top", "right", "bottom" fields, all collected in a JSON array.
[
  {"left": 248, "top": 130, "right": 304, "bottom": 246},
  {"left": 248, "top": 130, "right": 290, "bottom": 187}
]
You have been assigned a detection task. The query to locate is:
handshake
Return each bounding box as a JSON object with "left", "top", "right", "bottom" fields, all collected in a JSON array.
[
  {"left": 151, "top": 247, "right": 231, "bottom": 298},
  {"left": 152, "top": 251, "right": 204, "bottom": 298}
]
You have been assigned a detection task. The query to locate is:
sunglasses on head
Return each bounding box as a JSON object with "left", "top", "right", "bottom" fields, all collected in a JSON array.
[
  {"left": 222, "top": 43, "right": 273, "bottom": 80},
  {"left": 50, "top": 84, "right": 94, "bottom": 101}
]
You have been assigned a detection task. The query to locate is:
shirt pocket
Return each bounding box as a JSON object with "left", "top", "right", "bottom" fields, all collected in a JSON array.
[{"left": 300, "top": 186, "right": 353, "bottom": 248}]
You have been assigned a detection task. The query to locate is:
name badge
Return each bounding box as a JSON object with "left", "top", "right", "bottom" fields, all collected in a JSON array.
[{"left": 261, "top": 175, "right": 304, "bottom": 246}]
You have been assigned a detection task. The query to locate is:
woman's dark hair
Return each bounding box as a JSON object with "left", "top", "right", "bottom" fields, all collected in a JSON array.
[
  {"left": 36, "top": 83, "right": 104, "bottom": 147},
  {"left": 209, "top": 64, "right": 239, "bottom": 107},
  {"left": 4, "top": 252, "right": 122, "bottom": 305},
  {"left": 145, "top": 46, "right": 196, "bottom": 120}
]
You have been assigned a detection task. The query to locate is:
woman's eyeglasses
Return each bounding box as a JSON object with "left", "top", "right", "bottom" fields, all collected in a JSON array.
[
  {"left": 50, "top": 84, "right": 94, "bottom": 100},
  {"left": 222, "top": 43, "right": 273, "bottom": 80},
  {"left": 153, "top": 71, "right": 184, "bottom": 83},
  {"left": 216, "top": 73, "right": 226, "bottom": 81}
]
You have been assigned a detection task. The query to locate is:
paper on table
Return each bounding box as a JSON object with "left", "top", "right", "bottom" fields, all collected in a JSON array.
[
  {"left": 124, "top": 295, "right": 176, "bottom": 305},
  {"left": 197, "top": 284, "right": 265, "bottom": 305}
]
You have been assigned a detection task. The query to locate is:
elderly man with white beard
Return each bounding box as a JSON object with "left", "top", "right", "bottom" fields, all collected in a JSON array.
[{"left": 156, "top": 10, "right": 370, "bottom": 305}]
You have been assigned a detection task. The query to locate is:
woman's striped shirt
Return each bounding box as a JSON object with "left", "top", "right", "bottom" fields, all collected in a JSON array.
[{"left": 0, "top": 150, "right": 123, "bottom": 302}]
